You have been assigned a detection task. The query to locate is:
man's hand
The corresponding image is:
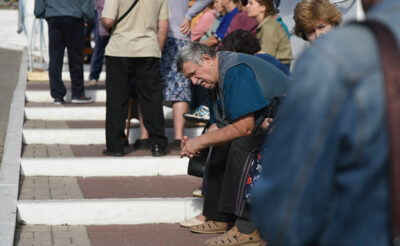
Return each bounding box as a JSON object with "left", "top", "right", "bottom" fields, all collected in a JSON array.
[
  {"left": 179, "top": 17, "right": 191, "bottom": 35},
  {"left": 180, "top": 136, "right": 201, "bottom": 158}
]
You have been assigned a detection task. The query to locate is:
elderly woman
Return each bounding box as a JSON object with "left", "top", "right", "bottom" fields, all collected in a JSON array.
[
  {"left": 246, "top": 0, "right": 293, "bottom": 67},
  {"left": 293, "top": 0, "right": 342, "bottom": 42}
]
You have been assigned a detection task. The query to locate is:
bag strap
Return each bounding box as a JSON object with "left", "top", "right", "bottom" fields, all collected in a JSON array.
[
  {"left": 111, "top": 0, "right": 139, "bottom": 34},
  {"left": 358, "top": 19, "right": 400, "bottom": 245}
]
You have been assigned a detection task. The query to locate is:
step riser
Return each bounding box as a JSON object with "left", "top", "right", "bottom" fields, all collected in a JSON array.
[
  {"left": 22, "top": 128, "right": 203, "bottom": 144},
  {"left": 63, "top": 71, "right": 106, "bottom": 81},
  {"left": 17, "top": 198, "right": 203, "bottom": 225},
  {"left": 25, "top": 106, "right": 174, "bottom": 120},
  {"left": 21, "top": 158, "right": 189, "bottom": 177}
]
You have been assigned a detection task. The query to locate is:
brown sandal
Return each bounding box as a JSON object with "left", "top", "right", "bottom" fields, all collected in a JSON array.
[
  {"left": 205, "top": 226, "right": 261, "bottom": 246},
  {"left": 190, "top": 220, "right": 232, "bottom": 234}
]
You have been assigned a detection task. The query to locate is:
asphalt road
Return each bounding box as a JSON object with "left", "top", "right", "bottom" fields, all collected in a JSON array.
[{"left": 0, "top": 47, "right": 22, "bottom": 167}]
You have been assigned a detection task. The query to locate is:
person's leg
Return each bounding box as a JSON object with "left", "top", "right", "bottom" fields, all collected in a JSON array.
[
  {"left": 217, "top": 134, "right": 264, "bottom": 216},
  {"left": 89, "top": 19, "right": 108, "bottom": 83},
  {"left": 132, "top": 57, "right": 168, "bottom": 151},
  {"left": 47, "top": 17, "right": 67, "bottom": 99},
  {"left": 172, "top": 101, "right": 188, "bottom": 139},
  {"left": 105, "top": 56, "right": 130, "bottom": 153},
  {"left": 202, "top": 143, "right": 236, "bottom": 223},
  {"left": 137, "top": 105, "right": 150, "bottom": 139},
  {"left": 64, "top": 17, "right": 85, "bottom": 98}
]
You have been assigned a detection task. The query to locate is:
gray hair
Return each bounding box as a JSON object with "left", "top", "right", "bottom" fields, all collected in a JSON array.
[{"left": 176, "top": 42, "right": 217, "bottom": 72}]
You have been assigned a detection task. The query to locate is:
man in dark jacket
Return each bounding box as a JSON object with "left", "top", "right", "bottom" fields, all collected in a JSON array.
[{"left": 34, "top": 0, "right": 94, "bottom": 104}]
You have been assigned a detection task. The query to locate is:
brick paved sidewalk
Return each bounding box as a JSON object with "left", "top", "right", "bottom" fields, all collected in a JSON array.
[
  {"left": 19, "top": 176, "right": 202, "bottom": 200},
  {"left": 15, "top": 224, "right": 218, "bottom": 246}
]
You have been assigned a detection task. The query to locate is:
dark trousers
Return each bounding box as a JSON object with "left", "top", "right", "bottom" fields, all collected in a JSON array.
[
  {"left": 105, "top": 56, "right": 168, "bottom": 153},
  {"left": 47, "top": 16, "right": 85, "bottom": 99},
  {"left": 203, "top": 132, "right": 264, "bottom": 222},
  {"left": 89, "top": 14, "right": 109, "bottom": 80}
]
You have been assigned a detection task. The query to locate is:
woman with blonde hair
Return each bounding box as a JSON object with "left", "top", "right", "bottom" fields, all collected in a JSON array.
[
  {"left": 246, "top": 0, "right": 293, "bottom": 67},
  {"left": 293, "top": 0, "right": 342, "bottom": 42}
]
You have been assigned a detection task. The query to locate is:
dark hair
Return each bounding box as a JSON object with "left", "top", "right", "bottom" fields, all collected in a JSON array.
[
  {"left": 221, "top": 30, "right": 261, "bottom": 54},
  {"left": 256, "top": 0, "right": 277, "bottom": 17}
]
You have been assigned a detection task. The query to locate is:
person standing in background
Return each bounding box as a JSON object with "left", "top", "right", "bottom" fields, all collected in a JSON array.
[
  {"left": 88, "top": 0, "right": 110, "bottom": 87},
  {"left": 34, "top": 0, "right": 95, "bottom": 104},
  {"left": 101, "top": 0, "right": 170, "bottom": 157}
]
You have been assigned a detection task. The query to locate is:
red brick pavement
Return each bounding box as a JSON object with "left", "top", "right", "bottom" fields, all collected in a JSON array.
[
  {"left": 70, "top": 144, "right": 181, "bottom": 157},
  {"left": 87, "top": 224, "right": 218, "bottom": 246},
  {"left": 78, "top": 176, "right": 203, "bottom": 199}
]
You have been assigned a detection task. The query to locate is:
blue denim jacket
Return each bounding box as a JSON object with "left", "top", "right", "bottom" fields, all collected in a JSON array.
[{"left": 251, "top": 0, "right": 400, "bottom": 245}]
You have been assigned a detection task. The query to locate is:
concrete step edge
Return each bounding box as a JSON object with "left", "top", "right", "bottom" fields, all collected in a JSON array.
[
  {"left": 17, "top": 197, "right": 203, "bottom": 225},
  {"left": 26, "top": 89, "right": 106, "bottom": 103},
  {"left": 22, "top": 128, "right": 203, "bottom": 144},
  {"left": 21, "top": 157, "right": 189, "bottom": 177},
  {"left": 24, "top": 106, "right": 174, "bottom": 120}
]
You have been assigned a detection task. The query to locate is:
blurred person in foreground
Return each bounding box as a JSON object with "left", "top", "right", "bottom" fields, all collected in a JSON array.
[
  {"left": 293, "top": 0, "right": 342, "bottom": 42},
  {"left": 251, "top": 0, "right": 398, "bottom": 245}
]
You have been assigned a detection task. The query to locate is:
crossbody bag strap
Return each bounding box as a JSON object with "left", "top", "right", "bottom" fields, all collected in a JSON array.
[
  {"left": 111, "top": 0, "right": 139, "bottom": 34},
  {"left": 358, "top": 20, "right": 400, "bottom": 245}
]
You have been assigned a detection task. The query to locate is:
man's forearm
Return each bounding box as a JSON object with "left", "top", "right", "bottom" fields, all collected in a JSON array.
[
  {"left": 158, "top": 19, "right": 169, "bottom": 51},
  {"left": 197, "top": 114, "right": 255, "bottom": 149}
]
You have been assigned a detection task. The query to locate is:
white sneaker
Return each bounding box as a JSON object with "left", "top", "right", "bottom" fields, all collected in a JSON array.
[
  {"left": 192, "top": 188, "right": 203, "bottom": 198},
  {"left": 179, "top": 217, "right": 205, "bottom": 228},
  {"left": 89, "top": 79, "right": 98, "bottom": 86}
]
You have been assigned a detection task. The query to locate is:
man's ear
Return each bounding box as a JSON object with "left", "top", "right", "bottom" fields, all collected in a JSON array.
[
  {"left": 202, "top": 54, "right": 213, "bottom": 66},
  {"left": 202, "top": 54, "right": 211, "bottom": 61}
]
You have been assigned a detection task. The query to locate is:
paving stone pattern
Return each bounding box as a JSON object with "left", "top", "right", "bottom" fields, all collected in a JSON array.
[
  {"left": 19, "top": 176, "right": 201, "bottom": 200},
  {"left": 14, "top": 225, "right": 91, "bottom": 246},
  {"left": 86, "top": 224, "right": 217, "bottom": 246},
  {"left": 19, "top": 176, "right": 83, "bottom": 200}
]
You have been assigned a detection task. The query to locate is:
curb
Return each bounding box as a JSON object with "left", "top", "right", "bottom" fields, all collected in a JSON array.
[
  {"left": 17, "top": 198, "right": 203, "bottom": 225},
  {"left": 0, "top": 47, "right": 27, "bottom": 246}
]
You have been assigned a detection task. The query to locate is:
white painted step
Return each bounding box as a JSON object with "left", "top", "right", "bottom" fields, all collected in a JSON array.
[
  {"left": 22, "top": 128, "right": 203, "bottom": 144},
  {"left": 25, "top": 106, "right": 173, "bottom": 120},
  {"left": 21, "top": 157, "right": 189, "bottom": 177},
  {"left": 26, "top": 89, "right": 106, "bottom": 103},
  {"left": 62, "top": 71, "right": 106, "bottom": 82},
  {"left": 17, "top": 197, "right": 202, "bottom": 225}
]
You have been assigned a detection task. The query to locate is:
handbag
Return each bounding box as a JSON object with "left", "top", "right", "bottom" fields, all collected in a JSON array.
[
  {"left": 187, "top": 122, "right": 211, "bottom": 178},
  {"left": 359, "top": 20, "right": 400, "bottom": 245},
  {"left": 109, "top": 0, "right": 140, "bottom": 35}
]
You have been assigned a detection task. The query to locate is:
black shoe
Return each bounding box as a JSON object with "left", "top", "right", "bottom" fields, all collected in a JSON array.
[
  {"left": 151, "top": 144, "right": 165, "bottom": 157},
  {"left": 133, "top": 139, "right": 150, "bottom": 150},
  {"left": 102, "top": 149, "right": 125, "bottom": 157},
  {"left": 173, "top": 139, "right": 182, "bottom": 150}
]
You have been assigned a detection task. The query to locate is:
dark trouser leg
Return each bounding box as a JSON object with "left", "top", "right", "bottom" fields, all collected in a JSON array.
[
  {"left": 64, "top": 17, "right": 85, "bottom": 98},
  {"left": 105, "top": 56, "right": 130, "bottom": 153},
  {"left": 203, "top": 143, "right": 236, "bottom": 222},
  {"left": 203, "top": 134, "right": 264, "bottom": 222},
  {"left": 89, "top": 18, "right": 109, "bottom": 80},
  {"left": 132, "top": 57, "right": 167, "bottom": 147},
  {"left": 47, "top": 17, "right": 67, "bottom": 99}
]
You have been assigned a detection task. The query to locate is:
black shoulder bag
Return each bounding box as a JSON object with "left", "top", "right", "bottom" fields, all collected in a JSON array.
[{"left": 109, "top": 0, "right": 139, "bottom": 35}]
